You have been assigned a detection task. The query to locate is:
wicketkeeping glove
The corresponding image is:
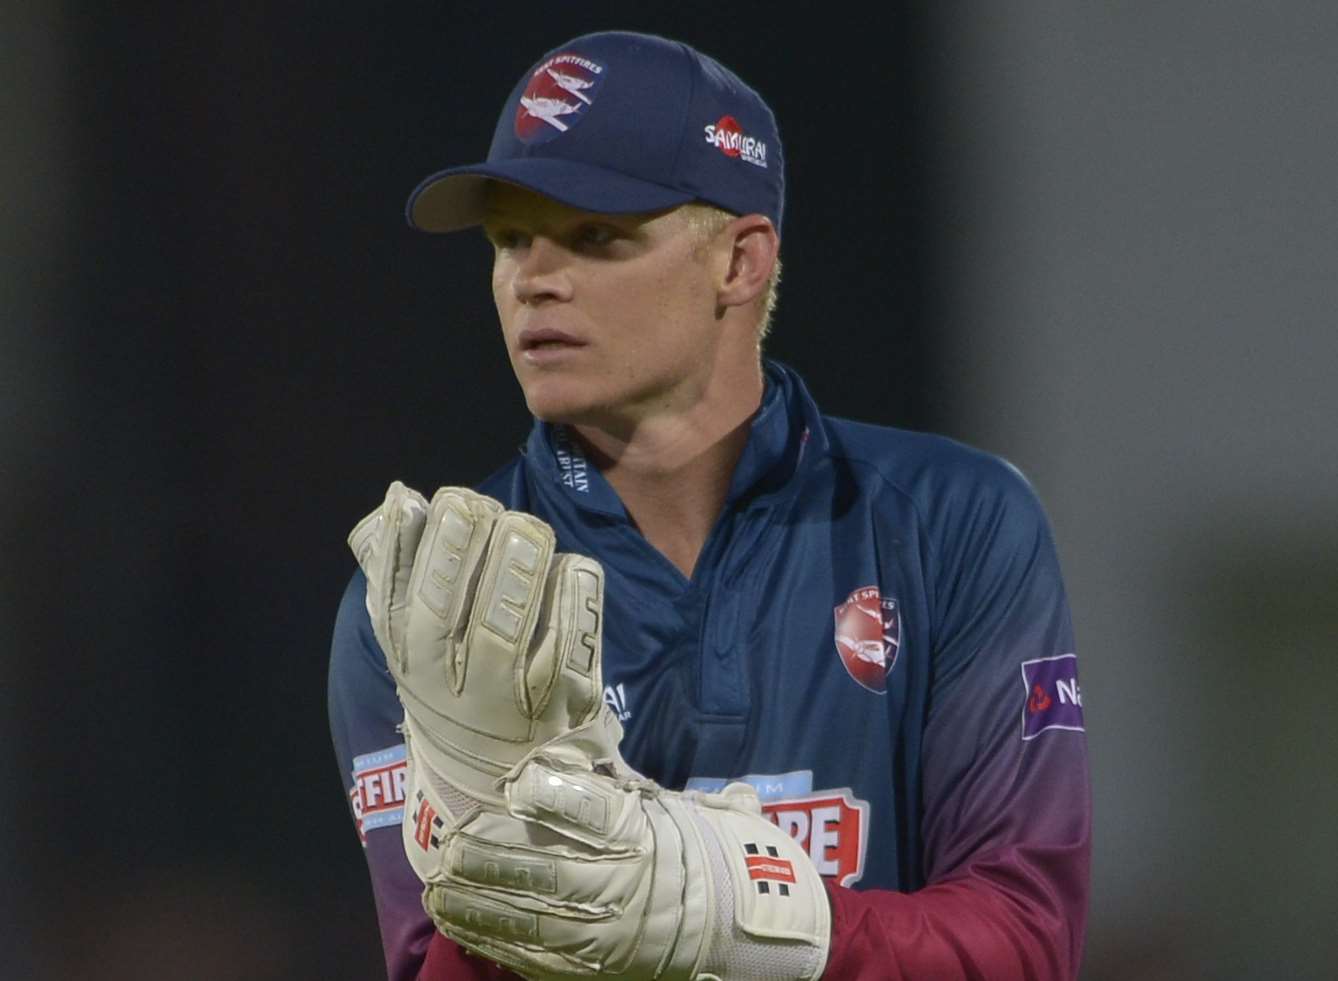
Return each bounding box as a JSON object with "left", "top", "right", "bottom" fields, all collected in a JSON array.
[{"left": 350, "top": 482, "right": 830, "bottom": 980}]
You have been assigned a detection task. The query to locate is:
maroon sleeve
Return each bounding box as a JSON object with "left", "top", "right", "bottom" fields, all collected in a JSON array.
[
  {"left": 823, "top": 825, "right": 1089, "bottom": 980},
  {"left": 417, "top": 934, "right": 522, "bottom": 980},
  {"left": 819, "top": 463, "right": 1092, "bottom": 979}
]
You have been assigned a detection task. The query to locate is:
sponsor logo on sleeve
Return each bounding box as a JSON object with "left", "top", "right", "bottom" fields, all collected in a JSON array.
[
  {"left": 834, "top": 585, "right": 901, "bottom": 694},
  {"left": 1020, "top": 654, "right": 1084, "bottom": 740},
  {"left": 687, "top": 770, "right": 869, "bottom": 886},
  {"left": 349, "top": 743, "right": 408, "bottom": 845}
]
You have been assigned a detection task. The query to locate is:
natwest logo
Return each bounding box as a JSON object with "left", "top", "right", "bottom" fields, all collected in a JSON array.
[
  {"left": 686, "top": 770, "right": 869, "bottom": 886},
  {"left": 703, "top": 115, "right": 769, "bottom": 168},
  {"left": 349, "top": 744, "right": 409, "bottom": 845},
  {"left": 1020, "top": 654, "right": 1084, "bottom": 740}
]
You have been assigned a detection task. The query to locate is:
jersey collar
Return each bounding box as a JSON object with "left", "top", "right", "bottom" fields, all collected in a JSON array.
[{"left": 523, "top": 359, "right": 829, "bottom": 519}]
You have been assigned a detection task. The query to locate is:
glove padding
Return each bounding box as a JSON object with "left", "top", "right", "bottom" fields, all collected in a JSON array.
[
  {"left": 426, "top": 727, "right": 831, "bottom": 980},
  {"left": 349, "top": 483, "right": 605, "bottom": 842},
  {"left": 349, "top": 482, "right": 830, "bottom": 980}
]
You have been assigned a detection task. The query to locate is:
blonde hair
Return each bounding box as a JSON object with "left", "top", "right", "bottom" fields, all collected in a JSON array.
[{"left": 679, "top": 203, "right": 782, "bottom": 343}]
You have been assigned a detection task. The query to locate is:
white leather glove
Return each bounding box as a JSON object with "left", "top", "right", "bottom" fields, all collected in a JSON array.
[{"left": 349, "top": 482, "right": 830, "bottom": 980}]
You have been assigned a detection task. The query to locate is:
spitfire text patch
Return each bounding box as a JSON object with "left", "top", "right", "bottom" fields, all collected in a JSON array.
[{"left": 349, "top": 744, "right": 408, "bottom": 845}]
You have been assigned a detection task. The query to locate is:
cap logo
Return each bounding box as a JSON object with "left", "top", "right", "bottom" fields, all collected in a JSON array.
[
  {"left": 703, "top": 114, "right": 769, "bottom": 169},
  {"left": 515, "top": 52, "right": 607, "bottom": 145}
]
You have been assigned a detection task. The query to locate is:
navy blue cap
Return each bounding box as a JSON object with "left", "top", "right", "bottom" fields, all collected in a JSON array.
[{"left": 406, "top": 31, "right": 785, "bottom": 237}]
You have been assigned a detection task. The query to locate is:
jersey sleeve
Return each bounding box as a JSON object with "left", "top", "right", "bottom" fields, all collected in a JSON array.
[
  {"left": 328, "top": 570, "right": 523, "bottom": 981},
  {"left": 822, "top": 457, "right": 1091, "bottom": 979}
]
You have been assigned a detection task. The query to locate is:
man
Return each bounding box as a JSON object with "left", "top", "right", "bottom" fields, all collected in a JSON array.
[{"left": 329, "top": 30, "right": 1091, "bottom": 980}]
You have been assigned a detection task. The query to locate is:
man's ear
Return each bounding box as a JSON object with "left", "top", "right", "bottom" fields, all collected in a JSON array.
[{"left": 716, "top": 214, "right": 779, "bottom": 311}]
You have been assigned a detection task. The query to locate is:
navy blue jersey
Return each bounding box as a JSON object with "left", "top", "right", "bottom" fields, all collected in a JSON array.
[{"left": 329, "top": 362, "right": 1091, "bottom": 980}]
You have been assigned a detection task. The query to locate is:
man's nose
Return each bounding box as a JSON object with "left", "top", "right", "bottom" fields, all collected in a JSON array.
[{"left": 512, "top": 236, "right": 572, "bottom": 305}]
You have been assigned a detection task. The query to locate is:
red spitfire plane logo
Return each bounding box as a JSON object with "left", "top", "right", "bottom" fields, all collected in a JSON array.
[
  {"left": 515, "top": 52, "right": 607, "bottom": 144},
  {"left": 834, "top": 586, "right": 901, "bottom": 694}
]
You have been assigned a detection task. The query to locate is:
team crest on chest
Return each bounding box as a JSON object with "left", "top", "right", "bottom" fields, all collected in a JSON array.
[{"left": 834, "top": 585, "right": 900, "bottom": 694}]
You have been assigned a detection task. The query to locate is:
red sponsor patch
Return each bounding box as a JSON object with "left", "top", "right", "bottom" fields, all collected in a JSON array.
[{"left": 762, "top": 790, "right": 869, "bottom": 887}]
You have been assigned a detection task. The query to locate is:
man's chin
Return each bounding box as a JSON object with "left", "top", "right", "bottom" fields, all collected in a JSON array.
[
  {"left": 525, "top": 398, "right": 628, "bottom": 437},
  {"left": 523, "top": 393, "right": 593, "bottom": 426}
]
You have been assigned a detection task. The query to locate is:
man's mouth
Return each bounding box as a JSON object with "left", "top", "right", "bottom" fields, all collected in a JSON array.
[{"left": 519, "top": 328, "right": 585, "bottom": 352}]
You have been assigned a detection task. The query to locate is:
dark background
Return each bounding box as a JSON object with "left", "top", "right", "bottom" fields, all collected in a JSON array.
[{"left": 5, "top": 3, "right": 1335, "bottom": 979}]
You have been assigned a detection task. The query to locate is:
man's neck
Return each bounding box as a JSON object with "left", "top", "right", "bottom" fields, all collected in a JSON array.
[{"left": 572, "top": 364, "right": 764, "bottom": 579}]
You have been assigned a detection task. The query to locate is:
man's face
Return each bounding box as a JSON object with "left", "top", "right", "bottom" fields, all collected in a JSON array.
[{"left": 483, "top": 183, "right": 723, "bottom": 430}]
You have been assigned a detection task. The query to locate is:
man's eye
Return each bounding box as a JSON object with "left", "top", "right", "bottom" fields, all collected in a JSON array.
[
  {"left": 576, "top": 224, "right": 618, "bottom": 247},
  {"left": 487, "top": 227, "right": 530, "bottom": 250}
]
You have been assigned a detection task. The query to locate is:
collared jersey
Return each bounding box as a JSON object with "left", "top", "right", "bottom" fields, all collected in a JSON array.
[{"left": 328, "top": 361, "right": 1092, "bottom": 980}]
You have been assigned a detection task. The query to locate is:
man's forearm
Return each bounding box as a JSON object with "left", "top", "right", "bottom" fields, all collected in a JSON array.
[{"left": 823, "top": 844, "right": 1088, "bottom": 981}]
